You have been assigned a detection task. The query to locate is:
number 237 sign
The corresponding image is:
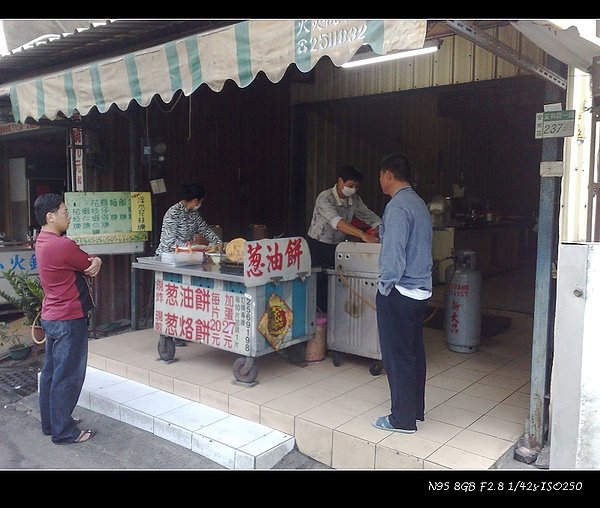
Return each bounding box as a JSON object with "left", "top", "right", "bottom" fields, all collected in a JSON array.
[{"left": 535, "top": 110, "right": 575, "bottom": 139}]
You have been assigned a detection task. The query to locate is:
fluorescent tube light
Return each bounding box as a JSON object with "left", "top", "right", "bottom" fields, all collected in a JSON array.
[{"left": 342, "top": 41, "right": 441, "bottom": 69}]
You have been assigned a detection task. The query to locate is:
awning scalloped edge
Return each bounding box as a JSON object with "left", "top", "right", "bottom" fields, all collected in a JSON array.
[{"left": 8, "top": 19, "right": 426, "bottom": 123}]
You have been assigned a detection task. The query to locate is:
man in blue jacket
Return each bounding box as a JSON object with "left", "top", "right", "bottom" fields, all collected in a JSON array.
[{"left": 372, "top": 153, "right": 432, "bottom": 434}]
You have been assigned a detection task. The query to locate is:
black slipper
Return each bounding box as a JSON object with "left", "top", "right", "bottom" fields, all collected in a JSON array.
[{"left": 73, "top": 429, "right": 95, "bottom": 443}]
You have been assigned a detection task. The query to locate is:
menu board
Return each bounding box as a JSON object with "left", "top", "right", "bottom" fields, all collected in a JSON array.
[{"left": 65, "top": 191, "right": 151, "bottom": 245}]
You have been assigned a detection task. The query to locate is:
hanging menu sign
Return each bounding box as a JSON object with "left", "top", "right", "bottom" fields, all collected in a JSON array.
[
  {"left": 131, "top": 192, "right": 152, "bottom": 232},
  {"left": 65, "top": 191, "right": 151, "bottom": 245}
]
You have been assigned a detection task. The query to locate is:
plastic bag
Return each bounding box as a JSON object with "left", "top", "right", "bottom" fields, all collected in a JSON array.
[{"left": 257, "top": 292, "right": 293, "bottom": 351}]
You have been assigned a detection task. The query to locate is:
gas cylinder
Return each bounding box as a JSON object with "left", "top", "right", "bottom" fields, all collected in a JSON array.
[{"left": 444, "top": 250, "right": 482, "bottom": 353}]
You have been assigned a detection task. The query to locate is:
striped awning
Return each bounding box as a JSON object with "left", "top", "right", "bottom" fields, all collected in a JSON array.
[{"left": 6, "top": 19, "right": 426, "bottom": 123}]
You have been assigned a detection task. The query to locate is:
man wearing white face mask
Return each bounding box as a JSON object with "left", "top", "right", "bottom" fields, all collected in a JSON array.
[{"left": 307, "top": 165, "right": 381, "bottom": 312}]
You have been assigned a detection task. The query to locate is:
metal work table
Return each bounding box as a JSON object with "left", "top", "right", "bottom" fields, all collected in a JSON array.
[{"left": 133, "top": 256, "right": 245, "bottom": 282}]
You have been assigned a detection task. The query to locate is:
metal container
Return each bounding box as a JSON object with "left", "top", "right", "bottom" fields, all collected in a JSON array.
[
  {"left": 444, "top": 250, "right": 482, "bottom": 353},
  {"left": 325, "top": 242, "right": 383, "bottom": 374},
  {"left": 247, "top": 224, "right": 268, "bottom": 240}
]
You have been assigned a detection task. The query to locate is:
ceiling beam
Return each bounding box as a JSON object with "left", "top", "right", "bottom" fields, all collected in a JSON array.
[{"left": 444, "top": 19, "right": 567, "bottom": 90}]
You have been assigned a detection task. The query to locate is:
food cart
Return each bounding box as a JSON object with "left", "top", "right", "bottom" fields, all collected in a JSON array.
[
  {"left": 132, "top": 237, "right": 317, "bottom": 384},
  {"left": 325, "top": 242, "right": 383, "bottom": 375}
]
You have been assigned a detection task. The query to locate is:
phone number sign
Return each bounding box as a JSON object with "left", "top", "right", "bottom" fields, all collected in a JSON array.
[{"left": 535, "top": 110, "right": 575, "bottom": 139}]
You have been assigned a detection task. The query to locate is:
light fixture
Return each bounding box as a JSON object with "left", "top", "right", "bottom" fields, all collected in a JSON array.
[{"left": 341, "top": 39, "right": 442, "bottom": 69}]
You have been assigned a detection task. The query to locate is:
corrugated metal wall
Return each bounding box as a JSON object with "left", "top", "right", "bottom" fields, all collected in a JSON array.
[
  {"left": 291, "top": 26, "right": 544, "bottom": 104},
  {"left": 299, "top": 92, "right": 464, "bottom": 221},
  {"left": 296, "top": 78, "right": 545, "bottom": 228},
  {"left": 83, "top": 72, "right": 293, "bottom": 326},
  {"left": 150, "top": 72, "right": 292, "bottom": 242},
  {"left": 81, "top": 109, "right": 138, "bottom": 327},
  {"left": 292, "top": 25, "right": 548, "bottom": 228}
]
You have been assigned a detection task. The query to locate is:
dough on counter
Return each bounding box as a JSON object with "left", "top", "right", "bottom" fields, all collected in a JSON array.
[{"left": 225, "top": 238, "right": 246, "bottom": 263}]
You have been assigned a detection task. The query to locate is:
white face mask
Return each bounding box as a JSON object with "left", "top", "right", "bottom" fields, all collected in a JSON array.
[{"left": 342, "top": 186, "right": 356, "bottom": 197}]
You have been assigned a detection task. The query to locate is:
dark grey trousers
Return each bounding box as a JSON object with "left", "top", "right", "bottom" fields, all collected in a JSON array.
[{"left": 376, "top": 289, "right": 427, "bottom": 430}]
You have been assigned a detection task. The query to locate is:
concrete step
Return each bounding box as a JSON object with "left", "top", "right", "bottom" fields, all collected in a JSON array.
[{"left": 40, "top": 367, "right": 295, "bottom": 469}]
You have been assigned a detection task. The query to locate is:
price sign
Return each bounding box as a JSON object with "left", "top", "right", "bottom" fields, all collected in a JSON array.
[{"left": 535, "top": 110, "right": 575, "bottom": 139}]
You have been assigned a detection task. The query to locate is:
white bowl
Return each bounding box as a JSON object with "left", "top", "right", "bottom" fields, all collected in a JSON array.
[{"left": 206, "top": 252, "right": 225, "bottom": 264}]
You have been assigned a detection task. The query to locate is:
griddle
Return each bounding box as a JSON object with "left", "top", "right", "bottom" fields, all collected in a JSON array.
[{"left": 219, "top": 260, "right": 244, "bottom": 276}]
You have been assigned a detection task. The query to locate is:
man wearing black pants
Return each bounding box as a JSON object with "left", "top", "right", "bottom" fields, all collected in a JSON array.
[
  {"left": 376, "top": 290, "right": 428, "bottom": 430},
  {"left": 304, "top": 237, "right": 337, "bottom": 312},
  {"left": 372, "top": 154, "right": 432, "bottom": 434},
  {"left": 306, "top": 165, "right": 381, "bottom": 312}
]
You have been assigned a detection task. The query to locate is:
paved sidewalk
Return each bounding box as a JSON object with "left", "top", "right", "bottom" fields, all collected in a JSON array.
[
  {"left": 0, "top": 334, "right": 534, "bottom": 471},
  {"left": 78, "top": 366, "right": 296, "bottom": 469},
  {"left": 0, "top": 366, "right": 330, "bottom": 470},
  {"left": 1, "top": 343, "right": 330, "bottom": 470}
]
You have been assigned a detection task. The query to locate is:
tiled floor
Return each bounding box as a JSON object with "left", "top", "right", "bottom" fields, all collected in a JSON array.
[
  {"left": 85, "top": 257, "right": 537, "bottom": 469},
  {"left": 86, "top": 307, "right": 533, "bottom": 470}
]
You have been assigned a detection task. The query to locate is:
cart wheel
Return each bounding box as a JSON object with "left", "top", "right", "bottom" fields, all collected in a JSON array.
[
  {"left": 369, "top": 361, "right": 383, "bottom": 376},
  {"left": 331, "top": 351, "right": 341, "bottom": 367},
  {"left": 158, "top": 335, "right": 175, "bottom": 361},
  {"left": 233, "top": 357, "right": 258, "bottom": 383}
]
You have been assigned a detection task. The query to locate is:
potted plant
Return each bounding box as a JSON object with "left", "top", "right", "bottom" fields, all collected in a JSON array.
[
  {"left": 0, "top": 270, "right": 45, "bottom": 345},
  {"left": 0, "top": 320, "right": 30, "bottom": 360}
]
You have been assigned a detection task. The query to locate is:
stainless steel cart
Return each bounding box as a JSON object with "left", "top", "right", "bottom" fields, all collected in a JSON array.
[
  {"left": 133, "top": 237, "right": 317, "bottom": 384},
  {"left": 325, "top": 242, "right": 383, "bottom": 375}
]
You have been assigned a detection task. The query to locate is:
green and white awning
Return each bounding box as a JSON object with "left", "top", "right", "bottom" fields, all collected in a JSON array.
[{"left": 6, "top": 19, "right": 426, "bottom": 123}]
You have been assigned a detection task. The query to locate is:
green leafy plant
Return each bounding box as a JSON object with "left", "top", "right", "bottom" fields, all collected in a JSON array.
[
  {"left": 0, "top": 320, "right": 25, "bottom": 349},
  {"left": 0, "top": 270, "right": 44, "bottom": 326}
]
